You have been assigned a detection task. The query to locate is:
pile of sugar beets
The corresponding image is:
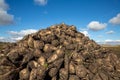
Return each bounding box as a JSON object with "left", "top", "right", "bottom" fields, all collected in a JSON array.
[{"left": 0, "top": 23, "right": 120, "bottom": 80}]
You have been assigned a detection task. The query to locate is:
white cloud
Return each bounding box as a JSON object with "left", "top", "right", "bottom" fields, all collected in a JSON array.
[
  {"left": 109, "top": 13, "right": 120, "bottom": 25},
  {"left": 0, "top": 0, "right": 8, "bottom": 10},
  {"left": 0, "top": 29, "right": 38, "bottom": 42},
  {"left": 0, "top": 36, "right": 9, "bottom": 42},
  {"left": 7, "top": 29, "right": 38, "bottom": 42},
  {"left": 87, "top": 21, "right": 107, "bottom": 31},
  {"left": 104, "top": 39, "right": 120, "bottom": 45},
  {"left": 97, "top": 39, "right": 120, "bottom": 45},
  {"left": 105, "top": 39, "right": 120, "bottom": 43},
  {"left": 10, "top": 37, "right": 23, "bottom": 41},
  {"left": 34, "top": 0, "right": 47, "bottom": 6},
  {"left": 81, "top": 31, "right": 89, "bottom": 37},
  {"left": 8, "top": 29, "right": 38, "bottom": 37},
  {"left": 0, "top": 0, "right": 14, "bottom": 25},
  {"left": 0, "top": 37, "right": 4, "bottom": 39},
  {"left": 0, "top": 10, "right": 14, "bottom": 25},
  {"left": 106, "top": 30, "right": 114, "bottom": 34},
  {"left": 105, "top": 39, "right": 113, "bottom": 42},
  {"left": 0, "top": 36, "right": 5, "bottom": 42}
]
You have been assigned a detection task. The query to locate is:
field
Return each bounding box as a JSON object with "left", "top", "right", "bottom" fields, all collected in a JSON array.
[
  {"left": 103, "top": 45, "right": 120, "bottom": 58},
  {"left": 0, "top": 42, "right": 6, "bottom": 50},
  {"left": 0, "top": 42, "right": 10, "bottom": 51}
]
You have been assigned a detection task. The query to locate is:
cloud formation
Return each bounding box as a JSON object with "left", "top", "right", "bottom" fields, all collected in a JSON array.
[
  {"left": 0, "top": 0, "right": 14, "bottom": 26},
  {"left": 87, "top": 21, "right": 107, "bottom": 31},
  {"left": 0, "top": 0, "right": 8, "bottom": 10},
  {"left": 34, "top": 0, "right": 47, "bottom": 6},
  {"left": 7, "top": 29, "right": 38, "bottom": 42},
  {"left": 105, "top": 39, "right": 120, "bottom": 43},
  {"left": 0, "top": 29, "right": 38, "bottom": 42},
  {"left": 106, "top": 30, "right": 114, "bottom": 34},
  {"left": 96, "top": 39, "right": 120, "bottom": 45},
  {"left": 104, "top": 39, "right": 120, "bottom": 45},
  {"left": 109, "top": 13, "right": 120, "bottom": 25},
  {"left": 8, "top": 29, "right": 38, "bottom": 37},
  {"left": 0, "top": 37, "right": 5, "bottom": 42},
  {"left": 81, "top": 31, "right": 89, "bottom": 37}
]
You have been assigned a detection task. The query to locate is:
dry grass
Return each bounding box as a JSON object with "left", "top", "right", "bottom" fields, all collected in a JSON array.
[
  {"left": 0, "top": 42, "right": 10, "bottom": 51},
  {"left": 0, "top": 42, "right": 5, "bottom": 50},
  {"left": 103, "top": 45, "right": 120, "bottom": 58}
]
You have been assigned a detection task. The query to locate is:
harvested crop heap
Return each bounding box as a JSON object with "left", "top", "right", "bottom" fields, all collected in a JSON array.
[{"left": 0, "top": 24, "right": 120, "bottom": 80}]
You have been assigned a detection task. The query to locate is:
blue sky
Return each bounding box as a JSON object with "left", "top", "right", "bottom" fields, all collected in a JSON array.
[{"left": 0, "top": 0, "right": 120, "bottom": 44}]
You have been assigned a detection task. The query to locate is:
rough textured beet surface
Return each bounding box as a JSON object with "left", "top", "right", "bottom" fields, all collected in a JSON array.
[{"left": 0, "top": 24, "right": 120, "bottom": 80}]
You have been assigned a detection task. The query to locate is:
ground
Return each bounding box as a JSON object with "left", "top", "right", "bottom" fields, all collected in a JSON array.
[
  {"left": 0, "top": 42, "right": 12, "bottom": 51},
  {"left": 103, "top": 45, "right": 120, "bottom": 58}
]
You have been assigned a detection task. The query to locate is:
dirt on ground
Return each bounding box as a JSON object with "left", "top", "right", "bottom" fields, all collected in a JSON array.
[{"left": 103, "top": 45, "right": 120, "bottom": 58}]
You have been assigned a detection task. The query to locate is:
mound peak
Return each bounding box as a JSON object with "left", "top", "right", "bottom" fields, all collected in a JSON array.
[{"left": 0, "top": 24, "right": 120, "bottom": 80}]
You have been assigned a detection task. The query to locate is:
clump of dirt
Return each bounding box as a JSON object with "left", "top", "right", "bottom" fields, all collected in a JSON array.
[{"left": 0, "top": 23, "right": 120, "bottom": 80}]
